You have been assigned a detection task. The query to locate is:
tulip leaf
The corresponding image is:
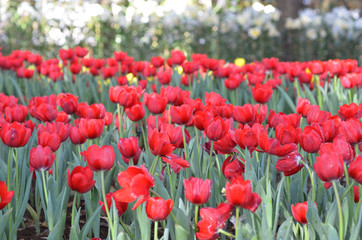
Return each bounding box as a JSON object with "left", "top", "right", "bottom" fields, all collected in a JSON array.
[
  {"left": 155, "top": 176, "right": 171, "bottom": 199},
  {"left": 350, "top": 203, "right": 362, "bottom": 240},
  {"left": 175, "top": 224, "right": 189, "bottom": 240},
  {"left": 137, "top": 205, "right": 150, "bottom": 240},
  {"left": 272, "top": 177, "right": 285, "bottom": 235},
  {"left": 306, "top": 199, "right": 328, "bottom": 239},
  {"left": 276, "top": 217, "right": 293, "bottom": 240},
  {"left": 69, "top": 209, "right": 81, "bottom": 240},
  {"left": 48, "top": 210, "right": 66, "bottom": 240},
  {"left": 0, "top": 208, "right": 13, "bottom": 236},
  {"left": 80, "top": 205, "right": 102, "bottom": 240},
  {"left": 276, "top": 85, "right": 296, "bottom": 111}
]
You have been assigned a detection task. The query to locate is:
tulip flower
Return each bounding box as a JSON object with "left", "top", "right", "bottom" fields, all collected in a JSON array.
[
  {"left": 0, "top": 181, "right": 14, "bottom": 210},
  {"left": 204, "top": 116, "right": 229, "bottom": 141},
  {"left": 225, "top": 176, "right": 261, "bottom": 212},
  {"left": 29, "top": 146, "right": 55, "bottom": 172},
  {"left": 146, "top": 197, "right": 173, "bottom": 221},
  {"left": 314, "top": 152, "right": 344, "bottom": 182},
  {"left": 296, "top": 98, "right": 311, "bottom": 117},
  {"left": 353, "top": 186, "right": 359, "bottom": 203},
  {"left": 148, "top": 128, "right": 174, "bottom": 156},
  {"left": 69, "top": 126, "right": 87, "bottom": 145},
  {"left": 275, "top": 152, "right": 304, "bottom": 176},
  {"left": 222, "top": 156, "right": 245, "bottom": 181},
  {"left": 4, "top": 104, "right": 27, "bottom": 122},
  {"left": 67, "top": 166, "right": 96, "bottom": 193},
  {"left": 184, "top": 177, "right": 212, "bottom": 205},
  {"left": 170, "top": 104, "right": 193, "bottom": 125},
  {"left": 57, "top": 93, "right": 78, "bottom": 114},
  {"left": 113, "top": 165, "right": 155, "bottom": 210},
  {"left": 99, "top": 192, "right": 128, "bottom": 217},
  {"left": 38, "top": 131, "right": 61, "bottom": 152},
  {"left": 196, "top": 203, "right": 234, "bottom": 240},
  {"left": 291, "top": 202, "right": 311, "bottom": 224},
  {"left": 348, "top": 155, "right": 362, "bottom": 184},
  {"left": 143, "top": 92, "right": 168, "bottom": 115},
  {"left": 79, "top": 118, "right": 105, "bottom": 139},
  {"left": 338, "top": 103, "right": 361, "bottom": 120},
  {"left": 0, "top": 121, "right": 31, "bottom": 148},
  {"left": 233, "top": 104, "right": 256, "bottom": 124},
  {"left": 118, "top": 136, "right": 141, "bottom": 164},
  {"left": 81, "top": 145, "right": 115, "bottom": 172},
  {"left": 251, "top": 83, "right": 273, "bottom": 104},
  {"left": 298, "top": 125, "right": 324, "bottom": 153},
  {"left": 338, "top": 119, "right": 362, "bottom": 144}
]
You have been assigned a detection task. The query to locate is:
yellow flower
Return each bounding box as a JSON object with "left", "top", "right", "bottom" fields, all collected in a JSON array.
[
  {"left": 234, "top": 58, "right": 246, "bottom": 67},
  {"left": 127, "top": 73, "right": 137, "bottom": 84}
]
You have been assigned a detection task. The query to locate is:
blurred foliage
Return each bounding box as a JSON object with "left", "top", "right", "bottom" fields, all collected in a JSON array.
[{"left": 0, "top": 0, "right": 361, "bottom": 62}]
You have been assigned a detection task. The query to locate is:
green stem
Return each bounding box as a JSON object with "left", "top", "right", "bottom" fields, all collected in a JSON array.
[
  {"left": 207, "top": 141, "right": 214, "bottom": 178},
  {"left": 120, "top": 218, "right": 134, "bottom": 240},
  {"left": 117, "top": 104, "right": 123, "bottom": 138},
  {"left": 181, "top": 125, "right": 188, "bottom": 162},
  {"left": 14, "top": 149, "right": 19, "bottom": 197},
  {"left": 294, "top": 78, "right": 301, "bottom": 99},
  {"left": 55, "top": 153, "right": 59, "bottom": 195},
  {"left": 140, "top": 120, "right": 149, "bottom": 156},
  {"left": 101, "top": 171, "right": 115, "bottom": 240},
  {"left": 341, "top": 182, "right": 355, "bottom": 202},
  {"left": 266, "top": 155, "right": 271, "bottom": 188},
  {"left": 194, "top": 205, "right": 199, "bottom": 231},
  {"left": 155, "top": 115, "right": 159, "bottom": 131},
  {"left": 304, "top": 224, "right": 309, "bottom": 240},
  {"left": 154, "top": 221, "right": 158, "bottom": 240},
  {"left": 332, "top": 181, "right": 344, "bottom": 240},
  {"left": 167, "top": 165, "right": 174, "bottom": 198},
  {"left": 7, "top": 147, "right": 12, "bottom": 190},
  {"left": 299, "top": 159, "right": 316, "bottom": 201},
  {"left": 315, "top": 75, "right": 323, "bottom": 109},
  {"left": 71, "top": 192, "right": 78, "bottom": 226},
  {"left": 41, "top": 170, "right": 48, "bottom": 206},
  {"left": 150, "top": 156, "right": 160, "bottom": 176},
  {"left": 235, "top": 207, "right": 240, "bottom": 237},
  {"left": 218, "top": 229, "right": 235, "bottom": 238}
]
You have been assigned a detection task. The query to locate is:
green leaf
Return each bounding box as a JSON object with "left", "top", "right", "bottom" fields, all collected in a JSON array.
[
  {"left": 273, "top": 177, "right": 285, "bottom": 235},
  {"left": 48, "top": 210, "right": 66, "bottom": 240},
  {"left": 175, "top": 224, "right": 189, "bottom": 240},
  {"left": 0, "top": 208, "right": 13, "bottom": 235},
  {"left": 276, "top": 217, "right": 293, "bottom": 240},
  {"left": 137, "top": 205, "right": 150, "bottom": 240},
  {"left": 350, "top": 204, "right": 362, "bottom": 240},
  {"left": 276, "top": 85, "right": 296, "bottom": 110},
  {"left": 80, "top": 205, "right": 102, "bottom": 240}
]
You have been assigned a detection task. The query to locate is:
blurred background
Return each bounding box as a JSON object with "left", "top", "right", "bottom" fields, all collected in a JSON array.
[{"left": 0, "top": 0, "right": 361, "bottom": 62}]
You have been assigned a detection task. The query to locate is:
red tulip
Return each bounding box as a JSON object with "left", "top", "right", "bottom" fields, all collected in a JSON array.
[
  {"left": 353, "top": 186, "right": 359, "bottom": 203},
  {"left": 205, "top": 92, "right": 226, "bottom": 106},
  {"left": 0, "top": 121, "right": 31, "bottom": 147},
  {"left": 0, "top": 181, "right": 14, "bottom": 210},
  {"left": 204, "top": 116, "right": 229, "bottom": 141},
  {"left": 233, "top": 104, "right": 256, "bottom": 124},
  {"left": 143, "top": 92, "right": 168, "bottom": 114},
  {"left": 113, "top": 165, "right": 155, "bottom": 210},
  {"left": 338, "top": 119, "right": 362, "bottom": 144},
  {"left": 118, "top": 136, "right": 140, "bottom": 159},
  {"left": 38, "top": 131, "right": 61, "bottom": 152},
  {"left": 222, "top": 156, "right": 245, "bottom": 181},
  {"left": 348, "top": 155, "right": 362, "bottom": 184},
  {"left": 67, "top": 166, "right": 96, "bottom": 193},
  {"left": 306, "top": 105, "right": 331, "bottom": 124},
  {"left": 275, "top": 152, "right": 304, "bottom": 176},
  {"left": 99, "top": 192, "right": 128, "bottom": 217},
  {"left": 146, "top": 197, "right": 173, "bottom": 221},
  {"left": 57, "top": 93, "right": 78, "bottom": 114},
  {"left": 275, "top": 125, "right": 298, "bottom": 145},
  {"left": 314, "top": 152, "right": 344, "bottom": 182},
  {"left": 148, "top": 128, "right": 175, "bottom": 156},
  {"left": 29, "top": 146, "right": 55, "bottom": 171},
  {"left": 291, "top": 202, "right": 309, "bottom": 224},
  {"left": 55, "top": 111, "right": 69, "bottom": 123},
  {"left": 69, "top": 126, "right": 87, "bottom": 145},
  {"left": 213, "top": 130, "right": 237, "bottom": 154},
  {"left": 170, "top": 50, "right": 186, "bottom": 65},
  {"left": 296, "top": 98, "right": 311, "bottom": 118},
  {"left": 38, "top": 122, "right": 71, "bottom": 142},
  {"left": 338, "top": 103, "right": 361, "bottom": 120},
  {"left": 170, "top": 104, "right": 193, "bottom": 125},
  {"left": 4, "top": 104, "right": 27, "bottom": 122},
  {"left": 28, "top": 95, "right": 58, "bottom": 122},
  {"left": 308, "top": 61, "right": 324, "bottom": 74},
  {"left": 259, "top": 131, "right": 298, "bottom": 157},
  {"left": 193, "top": 110, "right": 214, "bottom": 131},
  {"left": 151, "top": 56, "right": 164, "bottom": 68},
  {"left": 125, "top": 102, "right": 145, "bottom": 122},
  {"left": 225, "top": 176, "right": 261, "bottom": 212},
  {"left": 79, "top": 118, "right": 105, "bottom": 139},
  {"left": 76, "top": 103, "right": 106, "bottom": 119},
  {"left": 183, "top": 177, "right": 212, "bottom": 205},
  {"left": 161, "top": 123, "right": 189, "bottom": 149},
  {"left": 298, "top": 125, "right": 324, "bottom": 153},
  {"left": 81, "top": 145, "right": 115, "bottom": 171},
  {"left": 251, "top": 83, "right": 273, "bottom": 104},
  {"left": 196, "top": 203, "right": 234, "bottom": 240}
]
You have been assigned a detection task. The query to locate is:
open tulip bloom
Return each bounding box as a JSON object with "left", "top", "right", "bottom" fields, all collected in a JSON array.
[{"left": 0, "top": 48, "right": 362, "bottom": 240}]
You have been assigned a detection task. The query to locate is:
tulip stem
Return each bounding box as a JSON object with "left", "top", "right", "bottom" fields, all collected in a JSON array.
[
  {"left": 156, "top": 115, "right": 159, "bottom": 131},
  {"left": 120, "top": 218, "right": 134, "bottom": 240},
  {"left": 140, "top": 120, "right": 149, "bottom": 156},
  {"left": 154, "top": 221, "right": 158, "bottom": 240},
  {"left": 332, "top": 181, "right": 344, "bottom": 240},
  {"left": 315, "top": 75, "right": 323, "bottom": 109},
  {"left": 294, "top": 78, "right": 301, "bottom": 99},
  {"left": 181, "top": 125, "right": 188, "bottom": 162},
  {"left": 41, "top": 170, "right": 48, "bottom": 206},
  {"left": 218, "top": 229, "right": 235, "bottom": 238},
  {"left": 304, "top": 224, "right": 309, "bottom": 240},
  {"left": 266, "top": 155, "right": 271, "bottom": 188},
  {"left": 235, "top": 207, "right": 240, "bottom": 237},
  {"left": 150, "top": 156, "right": 160, "bottom": 176},
  {"left": 207, "top": 141, "right": 214, "bottom": 178},
  {"left": 341, "top": 182, "right": 355, "bottom": 201},
  {"left": 71, "top": 192, "right": 78, "bottom": 226},
  {"left": 194, "top": 205, "right": 199, "bottom": 231},
  {"left": 7, "top": 147, "right": 12, "bottom": 191},
  {"left": 101, "top": 171, "right": 115, "bottom": 240},
  {"left": 117, "top": 104, "right": 123, "bottom": 138},
  {"left": 299, "top": 160, "right": 316, "bottom": 201}
]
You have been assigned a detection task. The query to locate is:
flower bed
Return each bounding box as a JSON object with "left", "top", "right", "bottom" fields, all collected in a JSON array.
[{"left": 0, "top": 48, "right": 361, "bottom": 239}]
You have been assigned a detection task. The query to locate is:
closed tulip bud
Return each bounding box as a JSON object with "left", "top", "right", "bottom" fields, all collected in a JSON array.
[
  {"left": 146, "top": 197, "right": 173, "bottom": 221},
  {"left": 353, "top": 186, "right": 359, "bottom": 203},
  {"left": 81, "top": 145, "right": 115, "bottom": 172},
  {"left": 79, "top": 118, "right": 105, "bottom": 139},
  {"left": 57, "top": 93, "right": 78, "bottom": 114},
  {"left": 0, "top": 181, "right": 14, "bottom": 210},
  {"left": 69, "top": 126, "right": 87, "bottom": 145},
  {"left": 0, "top": 121, "right": 32, "bottom": 148},
  {"left": 125, "top": 103, "right": 145, "bottom": 122},
  {"left": 338, "top": 119, "right": 362, "bottom": 144},
  {"left": 183, "top": 177, "right": 212, "bottom": 205},
  {"left": 67, "top": 166, "right": 96, "bottom": 193},
  {"left": 118, "top": 136, "right": 140, "bottom": 159},
  {"left": 233, "top": 104, "right": 256, "bottom": 124},
  {"left": 291, "top": 202, "right": 317, "bottom": 224},
  {"left": 213, "top": 130, "right": 237, "bottom": 154},
  {"left": 29, "top": 146, "right": 55, "bottom": 171},
  {"left": 348, "top": 155, "right": 362, "bottom": 184},
  {"left": 204, "top": 116, "right": 229, "bottom": 141},
  {"left": 296, "top": 98, "right": 311, "bottom": 118},
  {"left": 298, "top": 125, "right": 324, "bottom": 153},
  {"left": 148, "top": 128, "right": 175, "bottom": 156}
]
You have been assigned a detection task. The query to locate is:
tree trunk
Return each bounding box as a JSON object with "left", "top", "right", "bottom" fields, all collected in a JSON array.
[{"left": 276, "top": 0, "right": 303, "bottom": 61}]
